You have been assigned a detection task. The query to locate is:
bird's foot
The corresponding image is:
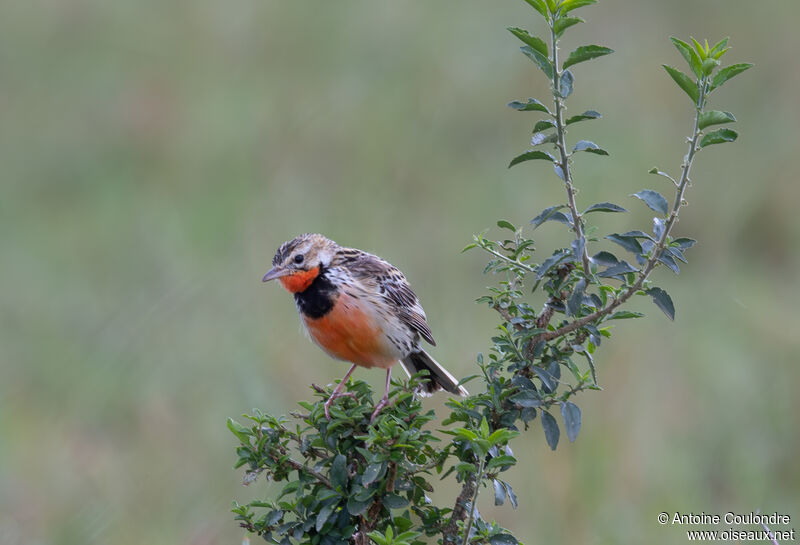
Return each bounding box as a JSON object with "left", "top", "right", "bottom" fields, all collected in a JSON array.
[
  {"left": 324, "top": 391, "right": 358, "bottom": 420},
  {"left": 370, "top": 395, "right": 390, "bottom": 424}
]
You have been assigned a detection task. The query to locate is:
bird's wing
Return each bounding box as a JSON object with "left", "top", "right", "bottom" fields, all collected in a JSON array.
[{"left": 342, "top": 249, "right": 436, "bottom": 346}]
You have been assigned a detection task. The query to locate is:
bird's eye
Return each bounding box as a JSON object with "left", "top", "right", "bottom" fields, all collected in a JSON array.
[{"left": 293, "top": 254, "right": 305, "bottom": 264}]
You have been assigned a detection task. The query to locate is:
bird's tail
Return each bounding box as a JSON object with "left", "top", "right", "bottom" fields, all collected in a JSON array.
[{"left": 400, "top": 350, "right": 468, "bottom": 397}]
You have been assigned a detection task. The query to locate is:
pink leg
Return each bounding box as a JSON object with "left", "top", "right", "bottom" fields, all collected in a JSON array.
[
  {"left": 324, "top": 364, "right": 359, "bottom": 420},
  {"left": 370, "top": 369, "right": 392, "bottom": 423}
]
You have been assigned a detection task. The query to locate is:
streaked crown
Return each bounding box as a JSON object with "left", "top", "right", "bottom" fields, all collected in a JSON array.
[{"left": 272, "top": 233, "right": 339, "bottom": 272}]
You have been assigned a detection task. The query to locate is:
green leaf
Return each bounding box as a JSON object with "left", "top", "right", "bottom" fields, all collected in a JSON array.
[
  {"left": 521, "top": 45, "right": 553, "bottom": 79},
  {"left": 591, "top": 251, "right": 618, "bottom": 267},
  {"left": 347, "top": 497, "right": 371, "bottom": 516},
  {"left": 573, "top": 140, "right": 608, "bottom": 155},
  {"left": 533, "top": 119, "right": 556, "bottom": 133},
  {"left": 487, "top": 455, "right": 517, "bottom": 470},
  {"left": 648, "top": 167, "right": 675, "bottom": 183},
  {"left": 606, "top": 233, "right": 643, "bottom": 255},
  {"left": 646, "top": 287, "right": 675, "bottom": 320},
  {"left": 670, "top": 37, "right": 702, "bottom": 78},
  {"left": 559, "top": 69, "right": 574, "bottom": 98},
  {"left": 530, "top": 205, "right": 566, "bottom": 228},
  {"left": 691, "top": 37, "right": 708, "bottom": 60},
  {"left": 563, "top": 45, "right": 614, "bottom": 69},
  {"left": 361, "top": 462, "right": 384, "bottom": 486},
  {"left": 554, "top": 16, "right": 583, "bottom": 38},
  {"left": 631, "top": 189, "right": 669, "bottom": 215},
  {"left": 620, "top": 229, "right": 653, "bottom": 239},
  {"left": 331, "top": 454, "right": 348, "bottom": 490},
  {"left": 698, "top": 110, "right": 736, "bottom": 130},
  {"left": 662, "top": 65, "right": 699, "bottom": 103},
  {"left": 608, "top": 310, "right": 645, "bottom": 320},
  {"left": 560, "top": 401, "right": 582, "bottom": 442},
  {"left": 266, "top": 509, "right": 284, "bottom": 525},
  {"left": 710, "top": 63, "right": 753, "bottom": 91},
  {"left": 571, "top": 236, "right": 585, "bottom": 262},
  {"left": 454, "top": 461, "right": 478, "bottom": 475},
  {"left": 709, "top": 37, "right": 729, "bottom": 59},
  {"left": 227, "top": 418, "right": 251, "bottom": 443},
  {"left": 584, "top": 202, "right": 626, "bottom": 214},
  {"left": 521, "top": 0, "right": 548, "bottom": 18},
  {"left": 699, "top": 128, "right": 737, "bottom": 148},
  {"left": 531, "top": 132, "right": 558, "bottom": 146},
  {"left": 559, "top": 0, "right": 597, "bottom": 14},
  {"left": 497, "top": 220, "right": 516, "bottom": 231},
  {"left": 480, "top": 416, "right": 490, "bottom": 438},
  {"left": 672, "top": 237, "right": 697, "bottom": 250},
  {"left": 536, "top": 249, "right": 572, "bottom": 280},
  {"left": 541, "top": 410, "right": 560, "bottom": 450},
  {"left": 316, "top": 501, "right": 338, "bottom": 532},
  {"left": 383, "top": 494, "right": 409, "bottom": 509},
  {"left": 701, "top": 58, "right": 719, "bottom": 75},
  {"left": 508, "top": 98, "right": 549, "bottom": 112},
  {"left": 567, "top": 277, "right": 586, "bottom": 316},
  {"left": 493, "top": 479, "right": 507, "bottom": 506},
  {"left": 451, "top": 427, "right": 478, "bottom": 441},
  {"left": 535, "top": 210, "right": 572, "bottom": 229},
  {"left": 488, "top": 428, "right": 520, "bottom": 444},
  {"left": 490, "top": 535, "right": 519, "bottom": 545},
  {"left": 395, "top": 531, "right": 421, "bottom": 543},
  {"left": 368, "top": 530, "right": 389, "bottom": 545},
  {"left": 508, "top": 27, "right": 548, "bottom": 57},
  {"left": 511, "top": 389, "right": 542, "bottom": 408},
  {"left": 565, "top": 110, "right": 601, "bottom": 125},
  {"left": 509, "top": 150, "right": 555, "bottom": 168},
  {"left": 503, "top": 481, "right": 519, "bottom": 508},
  {"left": 659, "top": 254, "right": 680, "bottom": 274},
  {"left": 597, "top": 260, "right": 638, "bottom": 278},
  {"left": 712, "top": 47, "right": 730, "bottom": 60}
]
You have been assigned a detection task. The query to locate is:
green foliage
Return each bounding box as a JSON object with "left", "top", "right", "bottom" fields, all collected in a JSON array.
[
  {"left": 231, "top": 2, "right": 751, "bottom": 544},
  {"left": 231, "top": 376, "right": 452, "bottom": 545}
]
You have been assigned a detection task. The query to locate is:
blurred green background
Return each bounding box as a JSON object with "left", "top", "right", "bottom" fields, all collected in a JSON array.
[{"left": 2, "top": 1, "right": 798, "bottom": 543}]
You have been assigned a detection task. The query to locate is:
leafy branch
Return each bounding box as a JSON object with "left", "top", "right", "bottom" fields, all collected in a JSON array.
[{"left": 230, "top": 3, "right": 750, "bottom": 545}]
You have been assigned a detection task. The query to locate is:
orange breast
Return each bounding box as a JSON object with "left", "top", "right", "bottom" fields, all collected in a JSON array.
[{"left": 303, "top": 293, "right": 398, "bottom": 369}]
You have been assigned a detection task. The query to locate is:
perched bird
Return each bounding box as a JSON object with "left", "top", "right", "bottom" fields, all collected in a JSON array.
[{"left": 262, "top": 233, "right": 467, "bottom": 421}]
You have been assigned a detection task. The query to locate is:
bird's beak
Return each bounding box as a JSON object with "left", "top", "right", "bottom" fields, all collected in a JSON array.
[{"left": 262, "top": 266, "right": 291, "bottom": 282}]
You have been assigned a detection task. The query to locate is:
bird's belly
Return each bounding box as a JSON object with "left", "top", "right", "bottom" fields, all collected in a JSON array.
[{"left": 301, "top": 294, "right": 402, "bottom": 369}]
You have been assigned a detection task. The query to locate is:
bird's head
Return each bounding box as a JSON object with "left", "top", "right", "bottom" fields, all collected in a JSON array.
[{"left": 262, "top": 233, "right": 338, "bottom": 293}]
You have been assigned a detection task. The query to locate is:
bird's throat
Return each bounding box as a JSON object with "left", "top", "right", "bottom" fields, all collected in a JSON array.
[
  {"left": 294, "top": 268, "right": 336, "bottom": 319},
  {"left": 279, "top": 266, "right": 320, "bottom": 294}
]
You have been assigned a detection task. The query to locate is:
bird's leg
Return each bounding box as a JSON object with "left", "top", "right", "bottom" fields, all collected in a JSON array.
[
  {"left": 324, "top": 363, "right": 359, "bottom": 420},
  {"left": 370, "top": 369, "right": 393, "bottom": 423}
]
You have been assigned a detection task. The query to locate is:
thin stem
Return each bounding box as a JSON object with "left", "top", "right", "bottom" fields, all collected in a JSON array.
[
  {"left": 550, "top": 21, "right": 591, "bottom": 278},
  {"left": 274, "top": 455, "right": 333, "bottom": 489},
  {"left": 482, "top": 244, "right": 537, "bottom": 273},
  {"left": 537, "top": 76, "right": 710, "bottom": 342},
  {"left": 462, "top": 459, "right": 485, "bottom": 545}
]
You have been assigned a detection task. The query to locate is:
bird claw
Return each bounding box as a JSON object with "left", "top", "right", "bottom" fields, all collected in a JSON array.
[{"left": 323, "top": 391, "right": 358, "bottom": 420}]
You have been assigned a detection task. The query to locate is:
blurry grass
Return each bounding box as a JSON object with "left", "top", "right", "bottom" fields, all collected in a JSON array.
[{"left": 1, "top": 1, "right": 799, "bottom": 544}]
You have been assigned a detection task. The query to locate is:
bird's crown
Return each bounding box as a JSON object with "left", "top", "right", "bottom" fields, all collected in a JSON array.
[{"left": 272, "top": 233, "right": 338, "bottom": 269}]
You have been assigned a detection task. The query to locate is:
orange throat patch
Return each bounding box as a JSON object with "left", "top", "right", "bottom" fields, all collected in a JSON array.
[{"left": 279, "top": 267, "right": 320, "bottom": 293}]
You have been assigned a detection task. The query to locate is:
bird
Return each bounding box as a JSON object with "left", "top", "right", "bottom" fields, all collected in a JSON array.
[{"left": 262, "top": 233, "right": 467, "bottom": 422}]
